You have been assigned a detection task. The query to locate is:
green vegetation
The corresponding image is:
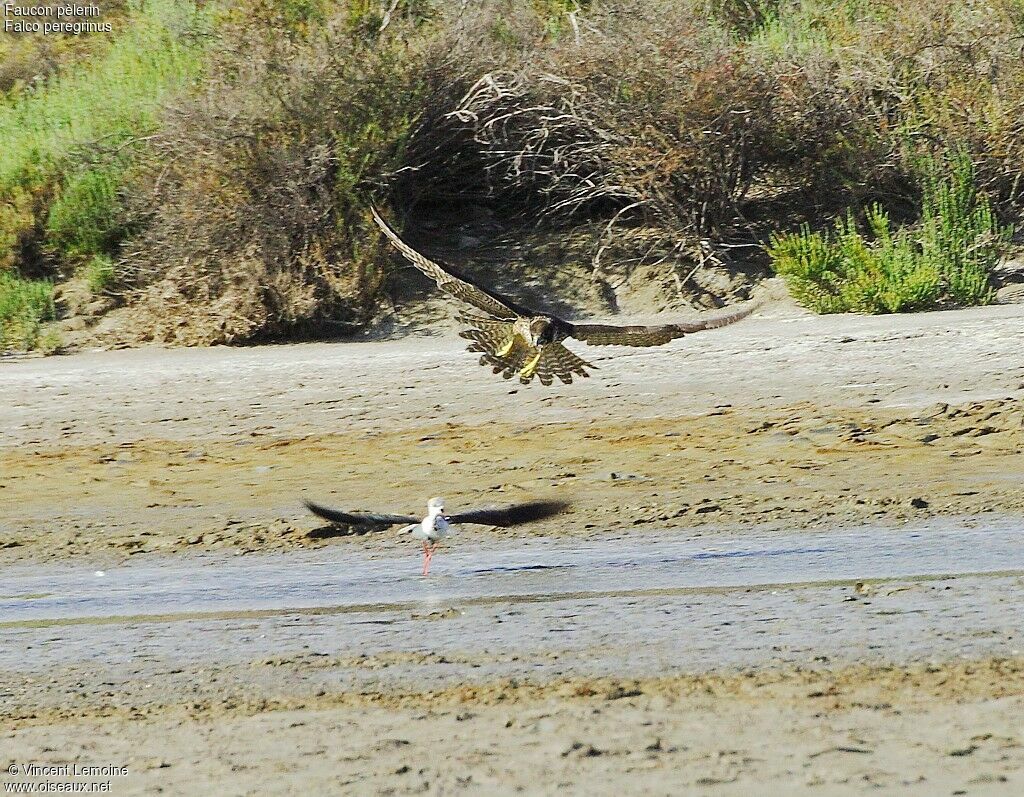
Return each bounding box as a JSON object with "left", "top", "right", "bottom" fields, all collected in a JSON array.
[
  {"left": 1, "top": 0, "right": 1022, "bottom": 351},
  {"left": 0, "top": 273, "right": 55, "bottom": 351},
  {"left": 770, "top": 153, "right": 1011, "bottom": 313},
  {"left": 0, "top": 0, "right": 208, "bottom": 272},
  {"left": 84, "top": 254, "right": 117, "bottom": 295},
  {"left": 0, "top": 0, "right": 205, "bottom": 189},
  {"left": 751, "top": 1, "right": 837, "bottom": 56},
  {"left": 46, "top": 166, "right": 126, "bottom": 260}
]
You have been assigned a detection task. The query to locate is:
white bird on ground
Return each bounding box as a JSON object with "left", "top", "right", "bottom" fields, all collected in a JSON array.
[{"left": 304, "top": 496, "right": 568, "bottom": 576}]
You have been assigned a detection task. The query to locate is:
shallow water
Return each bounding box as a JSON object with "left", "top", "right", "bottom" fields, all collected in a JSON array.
[
  {"left": 2, "top": 520, "right": 1023, "bottom": 696},
  {"left": 2, "top": 519, "right": 1022, "bottom": 624}
]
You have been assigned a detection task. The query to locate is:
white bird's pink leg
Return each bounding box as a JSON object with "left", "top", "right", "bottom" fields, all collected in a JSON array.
[{"left": 421, "top": 542, "right": 433, "bottom": 576}]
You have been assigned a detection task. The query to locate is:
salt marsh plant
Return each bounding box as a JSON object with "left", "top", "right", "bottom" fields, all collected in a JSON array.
[{"left": 770, "top": 153, "right": 1011, "bottom": 313}]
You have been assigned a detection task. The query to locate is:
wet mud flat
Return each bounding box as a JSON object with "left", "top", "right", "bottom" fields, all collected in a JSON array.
[
  {"left": 3, "top": 521, "right": 1024, "bottom": 700},
  {"left": 3, "top": 522, "right": 1024, "bottom": 794},
  {"left": 2, "top": 303, "right": 1024, "bottom": 794},
  {"left": 1, "top": 304, "right": 1024, "bottom": 564}
]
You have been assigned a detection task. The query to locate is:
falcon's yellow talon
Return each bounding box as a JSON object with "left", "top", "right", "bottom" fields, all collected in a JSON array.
[
  {"left": 520, "top": 351, "right": 542, "bottom": 379},
  {"left": 495, "top": 338, "right": 515, "bottom": 357}
]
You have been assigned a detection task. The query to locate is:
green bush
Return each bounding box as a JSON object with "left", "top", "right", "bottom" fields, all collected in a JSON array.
[
  {"left": 0, "top": 272, "right": 55, "bottom": 351},
  {"left": 46, "top": 166, "right": 126, "bottom": 259},
  {"left": 769, "top": 153, "right": 1011, "bottom": 313},
  {"left": 916, "top": 155, "right": 1007, "bottom": 306}
]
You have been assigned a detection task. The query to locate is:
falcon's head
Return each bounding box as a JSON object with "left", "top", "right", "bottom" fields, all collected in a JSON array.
[{"left": 528, "top": 317, "right": 554, "bottom": 347}]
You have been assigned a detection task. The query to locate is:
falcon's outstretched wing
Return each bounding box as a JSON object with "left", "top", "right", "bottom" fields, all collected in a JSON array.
[
  {"left": 566, "top": 300, "right": 759, "bottom": 348},
  {"left": 447, "top": 500, "right": 569, "bottom": 527},
  {"left": 371, "top": 206, "right": 525, "bottom": 321},
  {"left": 304, "top": 500, "right": 419, "bottom": 527},
  {"left": 457, "top": 313, "right": 515, "bottom": 353}
]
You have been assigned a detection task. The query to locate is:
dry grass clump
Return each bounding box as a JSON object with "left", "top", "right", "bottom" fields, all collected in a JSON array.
[
  {"left": 112, "top": 2, "right": 431, "bottom": 344},
  {"left": 394, "top": 0, "right": 907, "bottom": 284}
]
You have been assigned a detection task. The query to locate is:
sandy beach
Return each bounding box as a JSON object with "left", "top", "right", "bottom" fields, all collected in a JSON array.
[{"left": 2, "top": 301, "right": 1023, "bottom": 794}]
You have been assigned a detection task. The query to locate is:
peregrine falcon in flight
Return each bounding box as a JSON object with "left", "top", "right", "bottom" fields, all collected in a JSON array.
[
  {"left": 304, "top": 496, "right": 568, "bottom": 575},
  {"left": 371, "top": 206, "right": 758, "bottom": 386}
]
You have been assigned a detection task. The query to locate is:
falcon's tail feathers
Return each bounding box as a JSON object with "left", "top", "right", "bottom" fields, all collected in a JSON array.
[{"left": 533, "top": 342, "right": 594, "bottom": 385}]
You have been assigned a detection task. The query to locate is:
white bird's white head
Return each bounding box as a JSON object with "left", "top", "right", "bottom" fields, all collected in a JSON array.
[{"left": 427, "top": 497, "right": 446, "bottom": 514}]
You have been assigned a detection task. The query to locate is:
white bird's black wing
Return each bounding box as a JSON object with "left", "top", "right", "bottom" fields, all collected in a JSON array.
[
  {"left": 371, "top": 206, "right": 528, "bottom": 322},
  {"left": 446, "top": 500, "right": 569, "bottom": 527},
  {"left": 304, "top": 500, "right": 419, "bottom": 527},
  {"left": 565, "top": 300, "right": 759, "bottom": 347}
]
